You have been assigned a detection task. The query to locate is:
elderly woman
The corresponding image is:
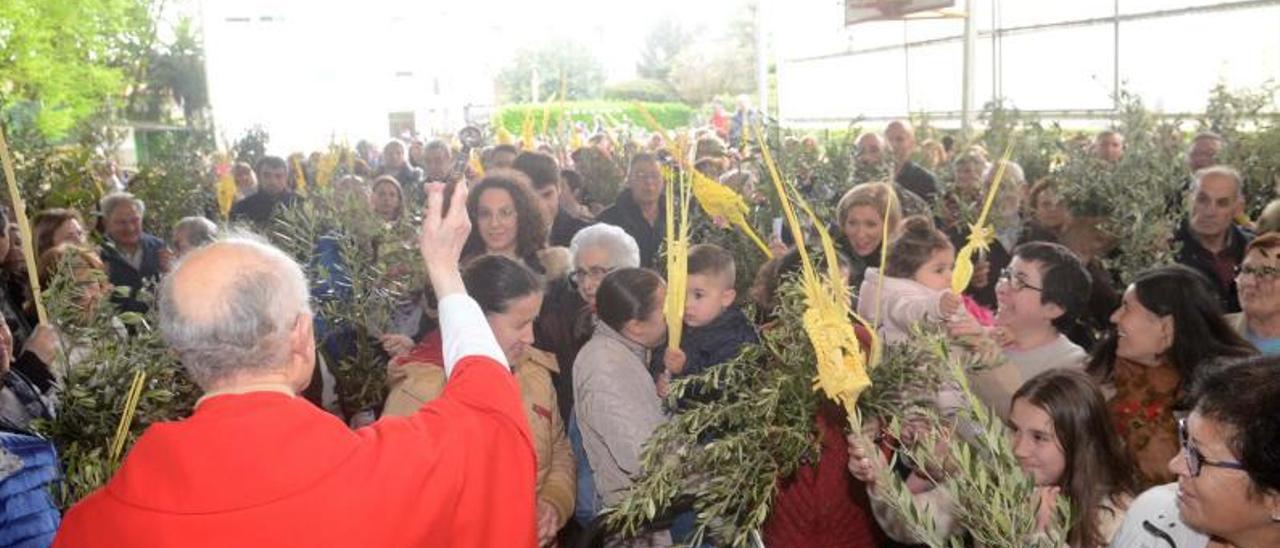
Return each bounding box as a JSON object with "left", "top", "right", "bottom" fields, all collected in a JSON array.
[
  {"left": 532, "top": 223, "right": 640, "bottom": 528},
  {"left": 1087, "top": 265, "right": 1256, "bottom": 487},
  {"left": 1229, "top": 233, "right": 1280, "bottom": 355},
  {"left": 383, "top": 255, "right": 574, "bottom": 546},
  {"left": 1112, "top": 355, "right": 1280, "bottom": 548},
  {"left": 97, "top": 192, "right": 169, "bottom": 313}
]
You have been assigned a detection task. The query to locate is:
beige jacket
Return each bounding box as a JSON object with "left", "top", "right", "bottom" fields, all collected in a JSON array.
[{"left": 383, "top": 346, "right": 576, "bottom": 527}]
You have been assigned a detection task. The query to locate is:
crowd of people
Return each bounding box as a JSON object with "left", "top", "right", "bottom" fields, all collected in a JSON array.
[{"left": 1, "top": 116, "right": 1278, "bottom": 548}]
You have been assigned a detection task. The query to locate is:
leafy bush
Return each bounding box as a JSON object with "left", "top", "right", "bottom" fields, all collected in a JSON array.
[
  {"left": 603, "top": 79, "right": 681, "bottom": 103},
  {"left": 493, "top": 101, "right": 695, "bottom": 135}
]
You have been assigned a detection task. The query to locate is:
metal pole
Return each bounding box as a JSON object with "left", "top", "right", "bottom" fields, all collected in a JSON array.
[
  {"left": 756, "top": 0, "right": 769, "bottom": 117},
  {"left": 961, "top": 0, "right": 977, "bottom": 137},
  {"left": 1113, "top": 0, "right": 1121, "bottom": 112}
]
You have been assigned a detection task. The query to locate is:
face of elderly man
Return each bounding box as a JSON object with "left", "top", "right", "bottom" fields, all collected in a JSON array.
[
  {"left": 1189, "top": 172, "right": 1243, "bottom": 244},
  {"left": 106, "top": 202, "right": 144, "bottom": 249}
]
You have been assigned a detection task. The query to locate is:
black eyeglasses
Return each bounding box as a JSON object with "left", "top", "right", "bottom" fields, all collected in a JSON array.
[
  {"left": 569, "top": 266, "right": 616, "bottom": 286},
  {"left": 998, "top": 267, "right": 1042, "bottom": 292},
  {"left": 1178, "top": 417, "right": 1246, "bottom": 478}
]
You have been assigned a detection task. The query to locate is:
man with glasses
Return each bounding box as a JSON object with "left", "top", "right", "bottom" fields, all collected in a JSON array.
[
  {"left": 949, "top": 242, "right": 1093, "bottom": 419},
  {"left": 597, "top": 153, "right": 665, "bottom": 268}
]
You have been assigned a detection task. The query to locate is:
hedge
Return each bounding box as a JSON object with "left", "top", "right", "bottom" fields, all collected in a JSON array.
[{"left": 493, "top": 101, "right": 696, "bottom": 135}]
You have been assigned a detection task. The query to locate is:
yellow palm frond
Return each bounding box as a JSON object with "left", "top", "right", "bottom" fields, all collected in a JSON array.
[
  {"left": 951, "top": 144, "right": 1015, "bottom": 294},
  {"left": 315, "top": 150, "right": 340, "bottom": 189},
  {"left": 753, "top": 122, "right": 877, "bottom": 423},
  {"left": 690, "top": 171, "right": 772, "bottom": 257},
  {"left": 215, "top": 154, "right": 237, "bottom": 219},
  {"left": 291, "top": 156, "right": 308, "bottom": 197}
]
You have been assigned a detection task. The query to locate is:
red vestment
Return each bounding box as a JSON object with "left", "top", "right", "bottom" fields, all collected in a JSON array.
[{"left": 54, "top": 356, "right": 536, "bottom": 547}]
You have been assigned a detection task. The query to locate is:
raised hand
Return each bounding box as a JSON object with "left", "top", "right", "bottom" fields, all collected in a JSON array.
[{"left": 419, "top": 182, "right": 471, "bottom": 298}]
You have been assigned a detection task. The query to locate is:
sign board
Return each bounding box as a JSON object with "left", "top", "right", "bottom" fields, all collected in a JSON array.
[{"left": 845, "top": 0, "right": 956, "bottom": 24}]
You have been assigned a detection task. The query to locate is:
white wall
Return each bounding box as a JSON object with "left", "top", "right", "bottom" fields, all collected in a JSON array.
[{"left": 774, "top": 0, "right": 1280, "bottom": 126}]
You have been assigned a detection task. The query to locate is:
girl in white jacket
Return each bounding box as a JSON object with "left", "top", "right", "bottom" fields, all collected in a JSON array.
[{"left": 857, "top": 216, "right": 965, "bottom": 343}]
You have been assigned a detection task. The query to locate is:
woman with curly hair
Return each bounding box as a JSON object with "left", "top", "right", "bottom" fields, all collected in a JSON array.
[{"left": 461, "top": 169, "right": 550, "bottom": 274}]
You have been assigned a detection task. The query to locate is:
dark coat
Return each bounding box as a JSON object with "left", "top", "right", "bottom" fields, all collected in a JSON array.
[
  {"left": 533, "top": 277, "right": 592, "bottom": 425},
  {"left": 548, "top": 208, "right": 593, "bottom": 248},
  {"left": 230, "top": 191, "right": 297, "bottom": 227},
  {"left": 99, "top": 233, "right": 166, "bottom": 313},
  {"left": 1174, "top": 220, "right": 1253, "bottom": 313},
  {"left": 895, "top": 160, "right": 939, "bottom": 202}
]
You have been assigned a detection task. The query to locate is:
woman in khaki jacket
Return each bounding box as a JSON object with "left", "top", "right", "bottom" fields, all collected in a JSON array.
[{"left": 383, "top": 255, "right": 575, "bottom": 546}]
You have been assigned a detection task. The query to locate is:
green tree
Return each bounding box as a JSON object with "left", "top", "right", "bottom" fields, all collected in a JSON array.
[
  {"left": 667, "top": 0, "right": 758, "bottom": 105},
  {"left": 636, "top": 16, "right": 690, "bottom": 82},
  {"left": 0, "top": 0, "right": 153, "bottom": 139},
  {"left": 495, "top": 37, "right": 606, "bottom": 103}
]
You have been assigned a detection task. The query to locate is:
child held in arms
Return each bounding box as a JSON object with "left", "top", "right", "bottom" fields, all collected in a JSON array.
[
  {"left": 857, "top": 215, "right": 992, "bottom": 343},
  {"left": 654, "top": 243, "right": 759, "bottom": 400}
]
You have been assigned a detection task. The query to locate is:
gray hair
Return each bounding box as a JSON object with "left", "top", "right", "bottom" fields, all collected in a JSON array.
[
  {"left": 173, "top": 216, "right": 218, "bottom": 249},
  {"left": 1191, "top": 165, "right": 1245, "bottom": 199},
  {"left": 569, "top": 223, "right": 640, "bottom": 270},
  {"left": 99, "top": 192, "right": 145, "bottom": 218},
  {"left": 983, "top": 160, "right": 1026, "bottom": 187},
  {"left": 158, "top": 231, "right": 312, "bottom": 388}
]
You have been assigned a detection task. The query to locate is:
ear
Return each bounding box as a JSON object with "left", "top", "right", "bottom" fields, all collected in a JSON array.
[
  {"left": 720, "top": 288, "right": 737, "bottom": 308},
  {"left": 1042, "top": 301, "right": 1065, "bottom": 323},
  {"left": 1159, "top": 315, "right": 1176, "bottom": 350},
  {"left": 289, "top": 313, "right": 316, "bottom": 392}
]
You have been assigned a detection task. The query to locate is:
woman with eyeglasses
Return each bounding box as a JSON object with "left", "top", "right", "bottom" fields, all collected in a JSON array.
[
  {"left": 1086, "top": 265, "right": 1257, "bottom": 489},
  {"left": 460, "top": 170, "right": 554, "bottom": 275},
  {"left": 1227, "top": 233, "right": 1280, "bottom": 355},
  {"left": 530, "top": 223, "right": 641, "bottom": 532},
  {"left": 948, "top": 242, "right": 1094, "bottom": 419},
  {"left": 1111, "top": 355, "right": 1280, "bottom": 548}
]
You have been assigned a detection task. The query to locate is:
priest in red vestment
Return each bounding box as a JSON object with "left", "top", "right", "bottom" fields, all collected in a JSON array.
[{"left": 55, "top": 182, "right": 537, "bottom": 547}]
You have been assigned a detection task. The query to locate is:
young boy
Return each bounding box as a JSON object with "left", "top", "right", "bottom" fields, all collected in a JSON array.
[{"left": 655, "top": 243, "right": 759, "bottom": 400}]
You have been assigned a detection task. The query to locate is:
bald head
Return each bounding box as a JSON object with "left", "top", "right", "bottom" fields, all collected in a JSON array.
[
  {"left": 885, "top": 120, "right": 916, "bottom": 162},
  {"left": 159, "top": 235, "right": 313, "bottom": 390}
]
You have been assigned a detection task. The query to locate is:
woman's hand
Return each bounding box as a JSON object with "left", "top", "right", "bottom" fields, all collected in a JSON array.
[
  {"left": 419, "top": 182, "right": 471, "bottom": 298},
  {"left": 535, "top": 499, "right": 560, "bottom": 547},
  {"left": 23, "top": 323, "right": 60, "bottom": 366},
  {"left": 1034, "top": 486, "right": 1061, "bottom": 533},
  {"left": 846, "top": 417, "right": 886, "bottom": 491}
]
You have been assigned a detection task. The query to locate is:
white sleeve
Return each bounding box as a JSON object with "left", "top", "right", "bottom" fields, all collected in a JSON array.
[{"left": 437, "top": 293, "right": 509, "bottom": 376}]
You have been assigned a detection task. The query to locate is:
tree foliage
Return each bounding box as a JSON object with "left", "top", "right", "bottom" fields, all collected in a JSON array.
[
  {"left": 0, "top": 0, "right": 153, "bottom": 139},
  {"left": 495, "top": 37, "right": 607, "bottom": 103},
  {"left": 636, "top": 16, "right": 691, "bottom": 82}
]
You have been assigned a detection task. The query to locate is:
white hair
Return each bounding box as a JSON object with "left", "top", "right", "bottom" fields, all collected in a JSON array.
[
  {"left": 158, "top": 231, "right": 311, "bottom": 388},
  {"left": 173, "top": 216, "right": 218, "bottom": 248},
  {"left": 1190, "top": 165, "right": 1244, "bottom": 200},
  {"left": 569, "top": 223, "right": 641, "bottom": 270},
  {"left": 99, "top": 192, "right": 145, "bottom": 218}
]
